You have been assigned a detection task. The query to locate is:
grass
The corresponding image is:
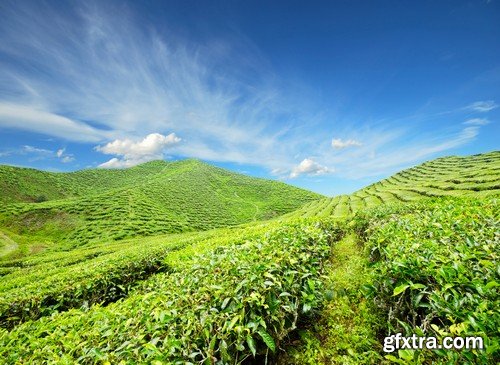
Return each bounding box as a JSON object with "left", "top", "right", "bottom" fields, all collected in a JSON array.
[{"left": 279, "top": 234, "right": 383, "bottom": 364}]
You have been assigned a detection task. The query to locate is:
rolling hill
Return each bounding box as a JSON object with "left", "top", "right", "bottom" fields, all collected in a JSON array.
[
  {"left": 0, "top": 151, "right": 498, "bottom": 364},
  {"left": 285, "top": 150, "right": 500, "bottom": 218},
  {"left": 0, "top": 159, "right": 322, "bottom": 251}
]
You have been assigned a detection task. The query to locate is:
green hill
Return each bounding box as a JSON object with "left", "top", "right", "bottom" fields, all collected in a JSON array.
[
  {"left": 0, "top": 152, "right": 498, "bottom": 364},
  {"left": 286, "top": 150, "right": 500, "bottom": 218},
  {"left": 0, "top": 159, "right": 322, "bottom": 251}
]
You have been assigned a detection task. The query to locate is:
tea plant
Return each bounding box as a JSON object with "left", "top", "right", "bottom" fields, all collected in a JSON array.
[
  {"left": 0, "top": 220, "right": 344, "bottom": 364},
  {"left": 0, "top": 159, "right": 321, "bottom": 250},
  {"left": 286, "top": 151, "right": 500, "bottom": 219},
  {"left": 358, "top": 197, "right": 499, "bottom": 364}
]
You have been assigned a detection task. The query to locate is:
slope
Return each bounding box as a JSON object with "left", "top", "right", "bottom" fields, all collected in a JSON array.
[
  {"left": 0, "top": 159, "right": 322, "bottom": 249},
  {"left": 285, "top": 150, "right": 500, "bottom": 219}
]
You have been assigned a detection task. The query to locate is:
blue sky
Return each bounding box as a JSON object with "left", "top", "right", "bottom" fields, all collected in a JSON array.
[{"left": 0, "top": 0, "right": 499, "bottom": 196}]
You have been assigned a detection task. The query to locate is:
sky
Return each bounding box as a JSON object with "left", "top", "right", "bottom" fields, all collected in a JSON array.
[{"left": 0, "top": 0, "right": 499, "bottom": 196}]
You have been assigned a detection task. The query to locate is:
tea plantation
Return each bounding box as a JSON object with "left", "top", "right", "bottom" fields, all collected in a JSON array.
[
  {"left": 0, "top": 159, "right": 321, "bottom": 253},
  {"left": 285, "top": 150, "right": 500, "bottom": 219},
  {"left": 0, "top": 151, "right": 498, "bottom": 364}
]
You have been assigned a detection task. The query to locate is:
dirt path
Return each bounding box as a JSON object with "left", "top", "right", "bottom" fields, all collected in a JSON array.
[{"left": 0, "top": 230, "right": 18, "bottom": 258}]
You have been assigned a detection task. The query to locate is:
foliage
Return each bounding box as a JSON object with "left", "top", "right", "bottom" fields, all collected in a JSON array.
[
  {"left": 286, "top": 150, "right": 500, "bottom": 219},
  {"left": 0, "top": 152, "right": 498, "bottom": 364},
  {"left": 0, "top": 223, "right": 272, "bottom": 328},
  {"left": 0, "top": 159, "right": 321, "bottom": 249},
  {"left": 0, "top": 220, "right": 344, "bottom": 364},
  {"left": 358, "top": 197, "right": 499, "bottom": 364}
]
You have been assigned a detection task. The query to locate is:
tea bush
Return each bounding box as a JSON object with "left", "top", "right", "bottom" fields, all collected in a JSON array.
[
  {"left": 359, "top": 197, "right": 499, "bottom": 364},
  {"left": 0, "top": 220, "right": 344, "bottom": 364}
]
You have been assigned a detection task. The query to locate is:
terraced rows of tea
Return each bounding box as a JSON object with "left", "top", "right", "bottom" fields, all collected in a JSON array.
[
  {"left": 286, "top": 150, "right": 500, "bottom": 219},
  {"left": 0, "top": 159, "right": 321, "bottom": 252},
  {"left": 0, "top": 151, "right": 498, "bottom": 364}
]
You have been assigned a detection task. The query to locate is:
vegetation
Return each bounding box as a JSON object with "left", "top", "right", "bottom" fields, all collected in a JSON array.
[
  {"left": 0, "top": 159, "right": 321, "bottom": 251},
  {"left": 359, "top": 197, "right": 499, "bottom": 364},
  {"left": 0, "top": 220, "right": 344, "bottom": 364},
  {"left": 0, "top": 151, "right": 498, "bottom": 364},
  {"left": 285, "top": 151, "right": 500, "bottom": 219}
]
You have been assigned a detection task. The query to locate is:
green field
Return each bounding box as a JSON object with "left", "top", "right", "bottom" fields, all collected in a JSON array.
[{"left": 0, "top": 151, "right": 498, "bottom": 364}]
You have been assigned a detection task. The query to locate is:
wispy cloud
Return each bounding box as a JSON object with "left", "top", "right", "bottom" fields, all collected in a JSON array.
[
  {"left": 339, "top": 126, "right": 481, "bottom": 179},
  {"left": 96, "top": 133, "right": 181, "bottom": 168},
  {"left": 23, "top": 145, "right": 53, "bottom": 155},
  {"left": 465, "top": 100, "right": 498, "bottom": 112},
  {"left": 463, "top": 118, "right": 491, "bottom": 126},
  {"left": 0, "top": 145, "right": 75, "bottom": 163},
  {"left": 0, "top": 1, "right": 493, "bottom": 181},
  {"left": 0, "top": 103, "right": 114, "bottom": 142},
  {"left": 0, "top": 1, "right": 298, "bottom": 170},
  {"left": 331, "top": 138, "right": 362, "bottom": 149}
]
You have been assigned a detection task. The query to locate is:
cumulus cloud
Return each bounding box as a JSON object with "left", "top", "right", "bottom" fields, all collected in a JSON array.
[
  {"left": 290, "top": 158, "right": 332, "bottom": 178},
  {"left": 96, "top": 133, "right": 181, "bottom": 168},
  {"left": 463, "top": 118, "right": 490, "bottom": 126},
  {"left": 331, "top": 138, "right": 362, "bottom": 149},
  {"left": 465, "top": 100, "right": 498, "bottom": 112}
]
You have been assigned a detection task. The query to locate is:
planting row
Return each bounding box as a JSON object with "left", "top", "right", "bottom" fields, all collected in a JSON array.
[
  {"left": 356, "top": 197, "right": 499, "bottom": 364},
  {"left": 0, "top": 224, "right": 271, "bottom": 329},
  {"left": 0, "top": 219, "right": 344, "bottom": 364}
]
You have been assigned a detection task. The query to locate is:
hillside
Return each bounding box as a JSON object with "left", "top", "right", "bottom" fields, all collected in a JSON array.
[
  {"left": 0, "top": 160, "right": 173, "bottom": 204},
  {"left": 286, "top": 150, "right": 500, "bottom": 218},
  {"left": 0, "top": 152, "right": 498, "bottom": 364},
  {"left": 0, "top": 159, "right": 322, "bottom": 251}
]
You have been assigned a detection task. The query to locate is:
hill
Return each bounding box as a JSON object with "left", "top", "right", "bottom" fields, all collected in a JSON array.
[
  {"left": 0, "top": 160, "right": 174, "bottom": 204},
  {"left": 286, "top": 150, "right": 500, "bottom": 218},
  {"left": 0, "top": 159, "right": 322, "bottom": 251},
  {"left": 0, "top": 152, "right": 498, "bottom": 364}
]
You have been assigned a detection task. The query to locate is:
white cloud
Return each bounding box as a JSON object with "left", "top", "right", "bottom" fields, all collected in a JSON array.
[
  {"left": 96, "top": 133, "right": 181, "bottom": 168},
  {"left": 465, "top": 100, "right": 498, "bottom": 112},
  {"left": 331, "top": 138, "right": 362, "bottom": 149},
  {"left": 290, "top": 158, "right": 332, "bottom": 178},
  {"left": 463, "top": 118, "right": 490, "bottom": 126},
  {"left": 0, "top": 145, "right": 75, "bottom": 163},
  {"left": 56, "top": 148, "right": 75, "bottom": 163},
  {"left": 23, "top": 145, "right": 53, "bottom": 155},
  {"left": 0, "top": 103, "right": 114, "bottom": 142},
  {"left": 61, "top": 155, "right": 74, "bottom": 163},
  {"left": 98, "top": 157, "right": 127, "bottom": 169}
]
